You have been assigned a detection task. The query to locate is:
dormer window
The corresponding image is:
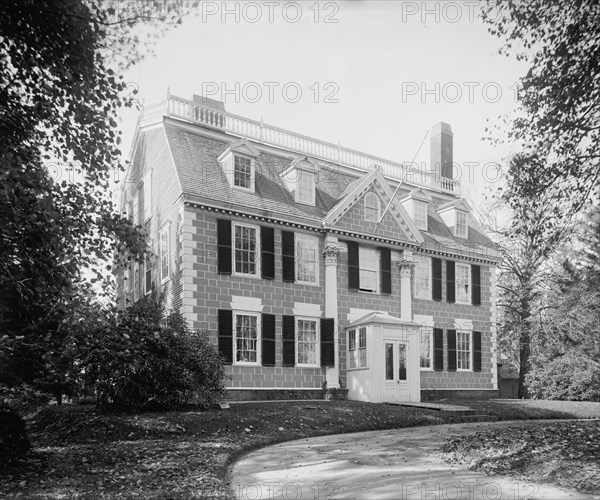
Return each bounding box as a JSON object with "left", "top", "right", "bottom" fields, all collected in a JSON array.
[
  {"left": 364, "top": 192, "right": 380, "bottom": 222},
  {"left": 296, "top": 169, "right": 315, "bottom": 205},
  {"left": 218, "top": 139, "right": 259, "bottom": 193},
  {"left": 413, "top": 200, "right": 428, "bottom": 230},
  {"left": 234, "top": 155, "right": 253, "bottom": 190},
  {"left": 455, "top": 210, "right": 468, "bottom": 238}
]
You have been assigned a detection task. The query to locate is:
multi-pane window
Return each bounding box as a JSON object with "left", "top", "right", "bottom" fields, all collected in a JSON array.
[
  {"left": 234, "top": 223, "right": 259, "bottom": 276},
  {"left": 133, "top": 264, "right": 139, "bottom": 301},
  {"left": 414, "top": 256, "right": 430, "bottom": 299},
  {"left": 420, "top": 329, "right": 433, "bottom": 369},
  {"left": 234, "top": 155, "right": 252, "bottom": 189},
  {"left": 455, "top": 211, "right": 467, "bottom": 238},
  {"left": 132, "top": 191, "right": 140, "bottom": 226},
  {"left": 348, "top": 329, "right": 356, "bottom": 369},
  {"left": 413, "top": 200, "right": 428, "bottom": 230},
  {"left": 160, "top": 225, "right": 170, "bottom": 281},
  {"left": 364, "top": 193, "right": 380, "bottom": 222},
  {"left": 296, "top": 170, "right": 315, "bottom": 205},
  {"left": 358, "top": 327, "right": 367, "bottom": 367},
  {"left": 235, "top": 313, "right": 259, "bottom": 363},
  {"left": 457, "top": 331, "right": 472, "bottom": 370},
  {"left": 456, "top": 263, "right": 470, "bottom": 303},
  {"left": 297, "top": 318, "right": 318, "bottom": 366},
  {"left": 296, "top": 234, "right": 318, "bottom": 284},
  {"left": 144, "top": 254, "right": 152, "bottom": 294},
  {"left": 359, "top": 247, "right": 379, "bottom": 292}
]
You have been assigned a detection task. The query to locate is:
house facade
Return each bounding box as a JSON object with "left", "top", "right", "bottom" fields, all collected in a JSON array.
[{"left": 117, "top": 93, "right": 500, "bottom": 402}]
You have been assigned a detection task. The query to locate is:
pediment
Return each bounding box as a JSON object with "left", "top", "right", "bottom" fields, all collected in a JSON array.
[{"left": 218, "top": 138, "right": 260, "bottom": 161}]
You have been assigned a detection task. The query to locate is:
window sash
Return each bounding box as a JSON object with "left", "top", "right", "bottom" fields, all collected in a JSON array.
[
  {"left": 456, "top": 264, "right": 470, "bottom": 303},
  {"left": 235, "top": 313, "right": 259, "bottom": 364},
  {"left": 296, "top": 170, "right": 315, "bottom": 204},
  {"left": 413, "top": 200, "right": 427, "bottom": 229},
  {"left": 457, "top": 331, "right": 471, "bottom": 370},
  {"left": 456, "top": 211, "right": 467, "bottom": 237},
  {"left": 234, "top": 155, "right": 252, "bottom": 189},
  {"left": 414, "top": 257, "right": 430, "bottom": 299},
  {"left": 348, "top": 330, "right": 356, "bottom": 369},
  {"left": 297, "top": 318, "right": 318, "bottom": 366},
  {"left": 420, "top": 329, "right": 433, "bottom": 369},
  {"left": 359, "top": 247, "right": 378, "bottom": 292},
  {"left": 296, "top": 235, "right": 318, "bottom": 284},
  {"left": 234, "top": 224, "right": 258, "bottom": 275},
  {"left": 358, "top": 327, "right": 367, "bottom": 367},
  {"left": 133, "top": 265, "right": 139, "bottom": 301},
  {"left": 160, "top": 227, "right": 170, "bottom": 281}
]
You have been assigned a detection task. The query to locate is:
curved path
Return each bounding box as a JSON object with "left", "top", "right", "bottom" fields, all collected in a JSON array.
[{"left": 232, "top": 420, "right": 596, "bottom": 500}]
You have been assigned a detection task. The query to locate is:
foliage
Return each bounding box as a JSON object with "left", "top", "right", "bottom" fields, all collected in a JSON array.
[
  {"left": 0, "top": 384, "right": 51, "bottom": 414},
  {"left": 0, "top": 0, "right": 197, "bottom": 397},
  {"left": 79, "top": 294, "right": 226, "bottom": 411},
  {"left": 482, "top": 0, "right": 600, "bottom": 218},
  {"left": 526, "top": 353, "right": 600, "bottom": 402},
  {"left": 0, "top": 405, "right": 30, "bottom": 464}
]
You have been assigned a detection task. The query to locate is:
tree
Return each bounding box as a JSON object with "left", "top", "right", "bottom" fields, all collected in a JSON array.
[
  {"left": 0, "top": 1, "right": 197, "bottom": 393},
  {"left": 482, "top": 0, "right": 600, "bottom": 219}
]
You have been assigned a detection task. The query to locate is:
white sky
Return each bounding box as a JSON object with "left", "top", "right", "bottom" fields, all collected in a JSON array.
[{"left": 119, "top": 1, "right": 528, "bottom": 210}]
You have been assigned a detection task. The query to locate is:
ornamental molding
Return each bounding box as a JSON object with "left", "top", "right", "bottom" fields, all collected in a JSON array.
[{"left": 322, "top": 244, "right": 340, "bottom": 265}]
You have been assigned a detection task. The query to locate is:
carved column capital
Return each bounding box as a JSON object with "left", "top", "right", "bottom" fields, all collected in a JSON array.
[
  {"left": 322, "top": 244, "right": 340, "bottom": 265},
  {"left": 398, "top": 259, "right": 415, "bottom": 277}
]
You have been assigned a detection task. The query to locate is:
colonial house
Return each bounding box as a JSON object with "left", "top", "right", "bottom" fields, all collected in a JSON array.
[{"left": 117, "top": 92, "right": 500, "bottom": 402}]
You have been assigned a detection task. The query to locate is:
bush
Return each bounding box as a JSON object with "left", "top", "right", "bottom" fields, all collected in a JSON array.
[
  {"left": 526, "top": 352, "right": 600, "bottom": 401},
  {"left": 0, "top": 405, "right": 30, "bottom": 463},
  {"left": 80, "top": 294, "right": 226, "bottom": 411}
]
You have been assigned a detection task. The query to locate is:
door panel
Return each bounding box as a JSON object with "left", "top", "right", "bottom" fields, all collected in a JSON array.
[{"left": 383, "top": 341, "right": 409, "bottom": 402}]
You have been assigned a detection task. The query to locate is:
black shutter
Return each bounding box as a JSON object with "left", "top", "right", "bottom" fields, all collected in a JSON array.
[
  {"left": 282, "top": 315, "right": 296, "bottom": 367},
  {"left": 320, "top": 318, "right": 335, "bottom": 367},
  {"left": 446, "top": 261, "right": 455, "bottom": 304},
  {"left": 261, "top": 227, "right": 275, "bottom": 280},
  {"left": 379, "top": 247, "right": 392, "bottom": 294},
  {"left": 472, "top": 265, "right": 481, "bottom": 306},
  {"left": 218, "top": 309, "right": 233, "bottom": 365},
  {"left": 447, "top": 329, "right": 457, "bottom": 372},
  {"left": 433, "top": 328, "right": 444, "bottom": 371},
  {"left": 262, "top": 313, "right": 276, "bottom": 367},
  {"left": 473, "top": 330, "right": 482, "bottom": 372},
  {"left": 432, "top": 258, "right": 442, "bottom": 301},
  {"left": 217, "top": 219, "right": 232, "bottom": 275},
  {"left": 282, "top": 231, "right": 295, "bottom": 282},
  {"left": 347, "top": 241, "right": 359, "bottom": 290}
]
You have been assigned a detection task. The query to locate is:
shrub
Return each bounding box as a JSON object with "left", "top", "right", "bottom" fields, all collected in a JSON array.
[
  {"left": 526, "top": 352, "right": 600, "bottom": 401},
  {"left": 0, "top": 405, "right": 30, "bottom": 463},
  {"left": 80, "top": 294, "right": 226, "bottom": 411}
]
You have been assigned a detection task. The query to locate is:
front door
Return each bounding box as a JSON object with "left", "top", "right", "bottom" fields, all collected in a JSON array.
[{"left": 383, "top": 341, "right": 409, "bottom": 402}]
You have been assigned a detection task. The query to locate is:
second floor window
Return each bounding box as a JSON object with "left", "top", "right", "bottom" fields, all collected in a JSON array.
[
  {"left": 359, "top": 246, "right": 379, "bottom": 293},
  {"left": 456, "top": 263, "right": 470, "bottom": 303},
  {"left": 234, "top": 223, "right": 259, "bottom": 276},
  {"left": 234, "top": 155, "right": 253, "bottom": 190},
  {"left": 414, "top": 256, "right": 431, "bottom": 299},
  {"left": 296, "top": 234, "right": 319, "bottom": 284}
]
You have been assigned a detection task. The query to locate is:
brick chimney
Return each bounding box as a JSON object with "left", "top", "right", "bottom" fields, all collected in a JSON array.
[{"left": 429, "top": 122, "right": 453, "bottom": 180}]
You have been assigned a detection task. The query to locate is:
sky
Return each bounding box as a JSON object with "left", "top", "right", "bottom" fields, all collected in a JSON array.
[{"left": 119, "top": 0, "right": 529, "bottom": 211}]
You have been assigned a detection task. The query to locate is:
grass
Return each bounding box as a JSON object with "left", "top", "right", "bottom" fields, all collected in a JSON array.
[{"left": 1, "top": 398, "right": 598, "bottom": 499}]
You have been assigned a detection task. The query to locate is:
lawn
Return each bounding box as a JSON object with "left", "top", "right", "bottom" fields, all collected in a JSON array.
[{"left": 1, "top": 399, "right": 598, "bottom": 499}]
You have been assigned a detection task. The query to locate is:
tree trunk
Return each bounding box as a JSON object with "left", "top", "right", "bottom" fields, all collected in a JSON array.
[{"left": 518, "top": 331, "right": 530, "bottom": 398}]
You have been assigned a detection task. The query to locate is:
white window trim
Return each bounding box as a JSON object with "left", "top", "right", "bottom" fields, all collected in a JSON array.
[
  {"left": 232, "top": 221, "right": 261, "bottom": 278},
  {"left": 232, "top": 153, "right": 255, "bottom": 193},
  {"left": 233, "top": 310, "right": 261, "bottom": 366},
  {"left": 413, "top": 255, "right": 432, "bottom": 300},
  {"left": 359, "top": 246, "right": 379, "bottom": 294},
  {"left": 413, "top": 199, "right": 428, "bottom": 231},
  {"left": 364, "top": 192, "right": 381, "bottom": 222},
  {"left": 457, "top": 329, "right": 473, "bottom": 372},
  {"left": 455, "top": 263, "right": 471, "bottom": 304},
  {"left": 419, "top": 328, "right": 434, "bottom": 371},
  {"left": 295, "top": 316, "right": 320, "bottom": 368},
  {"left": 455, "top": 210, "right": 468, "bottom": 239},
  {"left": 295, "top": 233, "right": 320, "bottom": 286},
  {"left": 295, "top": 168, "right": 316, "bottom": 206},
  {"left": 159, "top": 223, "right": 171, "bottom": 283}
]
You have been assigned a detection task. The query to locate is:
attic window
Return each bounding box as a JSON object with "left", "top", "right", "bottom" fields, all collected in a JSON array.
[
  {"left": 234, "top": 155, "right": 253, "bottom": 190},
  {"left": 296, "top": 169, "right": 315, "bottom": 205},
  {"left": 413, "top": 200, "right": 428, "bottom": 230},
  {"left": 455, "top": 211, "right": 468, "bottom": 238},
  {"left": 364, "top": 193, "right": 380, "bottom": 222}
]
